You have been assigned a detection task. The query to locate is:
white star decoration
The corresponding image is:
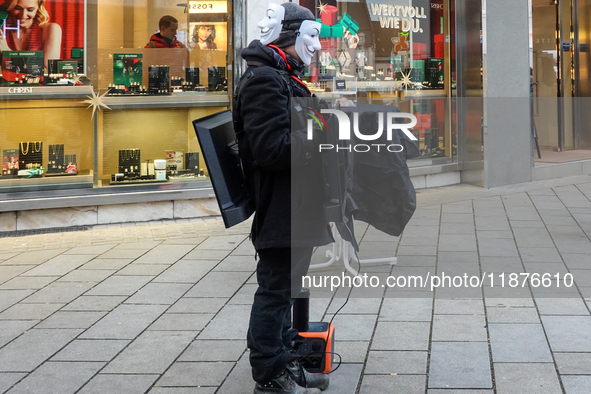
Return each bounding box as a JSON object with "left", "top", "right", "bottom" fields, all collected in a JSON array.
[
  {"left": 400, "top": 70, "right": 413, "bottom": 91},
  {"left": 317, "top": 1, "right": 327, "bottom": 15},
  {"left": 79, "top": 90, "right": 111, "bottom": 120}
]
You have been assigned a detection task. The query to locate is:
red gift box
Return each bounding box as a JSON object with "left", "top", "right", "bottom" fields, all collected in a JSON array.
[
  {"left": 321, "top": 5, "right": 338, "bottom": 26},
  {"left": 413, "top": 42, "right": 427, "bottom": 60}
]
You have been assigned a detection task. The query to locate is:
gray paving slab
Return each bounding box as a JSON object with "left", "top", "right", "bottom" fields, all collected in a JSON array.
[
  {"left": 193, "top": 234, "right": 247, "bottom": 250},
  {"left": 0, "top": 276, "right": 58, "bottom": 290},
  {"left": 439, "top": 223, "right": 476, "bottom": 235},
  {"left": 84, "top": 275, "right": 152, "bottom": 296},
  {"left": 35, "top": 311, "right": 106, "bottom": 329},
  {"left": 20, "top": 254, "right": 96, "bottom": 277},
  {"left": 489, "top": 323, "right": 553, "bottom": 362},
  {"left": 228, "top": 283, "right": 257, "bottom": 305},
  {"left": 0, "top": 249, "right": 67, "bottom": 266},
  {"left": 562, "top": 254, "right": 591, "bottom": 269},
  {"left": 156, "top": 361, "right": 234, "bottom": 387},
  {"left": 0, "top": 302, "right": 65, "bottom": 321},
  {"left": 102, "top": 330, "right": 195, "bottom": 374},
  {"left": 124, "top": 283, "right": 192, "bottom": 305},
  {"left": 322, "top": 363, "right": 363, "bottom": 394},
  {"left": 333, "top": 341, "right": 369, "bottom": 363},
  {"left": 0, "top": 373, "right": 26, "bottom": 393},
  {"left": 396, "top": 244, "right": 438, "bottom": 256},
  {"left": 394, "top": 255, "right": 437, "bottom": 267},
  {"left": 216, "top": 352, "right": 255, "bottom": 394},
  {"left": 115, "top": 262, "right": 170, "bottom": 276},
  {"left": 80, "top": 304, "right": 168, "bottom": 340},
  {"left": 57, "top": 269, "right": 116, "bottom": 283},
  {"left": 428, "top": 342, "right": 492, "bottom": 389},
  {"left": 0, "top": 266, "right": 35, "bottom": 285},
  {"left": 184, "top": 271, "right": 252, "bottom": 298},
  {"left": 148, "top": 312, "right": 213, "bottom": 331},
  {"left": 0, "top": 289, "right": 36, "bottom": 312},
  {"left": 432, "top": 314, "right": 488, "bottom": 342},
  {"left": 78, "top": 258, "right": 134, "bottom": 270},
  {"left": 371, "top": 321, "right": 430, "bottom": 350},
  {"left": 78, "top": 374, "right": 159, "bottom": 394},
  {"left": 438, "top": 235, "right": 478, "bottom": 252},
  {"left": 213, "top": 255, "right": 258, "bottom": 272},
  {"left": 178, "top": 339, "right": 246, "bottom": 361},
  {"left": 6, "top": 361, "right": 104, "bottom": 394},
  {"left": 365, "top": 350, "right": 428, "bottom": 374},
  {"left": 167, "top": 297, "right": 227, "bottom": 314},
  {"left": 148, "top": 388, "right": 216, "bottom": 394},
  {"left": 108, "top": 240, "right": 162, "bottom": 250},
  {"left": 153, "top": 259, "right": 218, "bottom": 283},
  {"left": 428, "top": 391, "right": 494, "bottom": 394},
  {"left": 183, "top": 248, "right": 231, "bottom": 261},
  {"left": 476, "top": 230, "right": 515, "bottom": 239},
  {"left": 359, "top": 374, "right": 426, "bottom": 394},
  {"left": 98, "top": 248, "right": 149, "bottom": 259},
  {"left": 132, "top": 244, "right": 196, "bottom": 265},
  {"left": 326, "top": 297, "right": 382, "bottom": 315},
  {"left": 51, "top": 339, "right": 130, "bottom": 361},
  {"left": 434, "top": 298, "right": 484, "bottom": 315},
  {"left": 0, "top": 320, "right": 36, "bottom": 348},
  {"left": 494, "top": 363, "right": 562, "bottom": 394},
  {"left": 441, "top": 213, "right": 473, "bottom": 223},
  {"left": 536, "top": 298, "right": 590, "bottom": 315},
  {"left": 322, "top": 313, "right": 377, "bottom": 341},
  {"left": 475, "top": 217, "right": 511, "bottom": 231},
  {"left": 541, "top": 316, "right": 591, "bottom": 351},
  {"left": 478, "top": 238, "right": 519, "bottom": 257},
  {"left": 437, "top": 251, "right": 479, "bottom": 262},
  {"left": 486, "top": 306, "right": 540, "bottom": 323},
  {"left": 22, "top": 281, "right": 95, "bottom": 304},
  {"left": 61, "top": 295, "right": 126, "bottom": 311},
  {"left": 562, "top": 376, "right": 591, "bottom": 394},
  {"left": 0, "top": 328, "right": 83, "bottom": 372},
  {"left": 554, "top": 352, "right": 591, "bottom": 374},
  {"left": 198, "top": 304, "right": 251, "bottom": 340},
  {"left": 63, "top": 244, "right": 116, "bottom": 255}
]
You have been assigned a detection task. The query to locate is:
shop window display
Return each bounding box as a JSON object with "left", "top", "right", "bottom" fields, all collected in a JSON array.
[
  {"left": 0, "top": 0, "right": 231, "bottom": 192},
  {"left": 298, "top": 0, "right": 455, "bottom": 161}
]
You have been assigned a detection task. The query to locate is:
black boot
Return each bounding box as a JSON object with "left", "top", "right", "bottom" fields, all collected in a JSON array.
[
  {"left": 285, "top": 360, "right": 330, "bottom": 391},
  {"left": 253, "top": 370, "right": 321, "bottom": 394}
]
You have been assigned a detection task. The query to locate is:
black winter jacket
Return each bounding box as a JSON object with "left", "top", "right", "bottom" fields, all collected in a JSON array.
[{"left": 234, "top": 40, "right": 332, "bottom": 250}]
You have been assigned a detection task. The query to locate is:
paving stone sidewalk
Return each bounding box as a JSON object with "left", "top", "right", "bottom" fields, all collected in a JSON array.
[{"left": 1, "top": 175, "right": 591, "bottom": 393}]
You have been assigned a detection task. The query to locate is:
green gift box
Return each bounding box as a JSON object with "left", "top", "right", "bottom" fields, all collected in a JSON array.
[
  {"left": 341, "top": 13, "right": 359, "bottom": 35},
  {"left": 317, "top": 19, "right": 344, "bottom": 38}
]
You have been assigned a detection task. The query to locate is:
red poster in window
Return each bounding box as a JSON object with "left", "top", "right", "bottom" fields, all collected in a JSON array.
[{"left": 0, "top": 0, "right": 84, "bottom": 63}]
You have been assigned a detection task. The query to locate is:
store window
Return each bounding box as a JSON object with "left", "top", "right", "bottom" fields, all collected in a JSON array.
[
  {"left": 298, "top": 0, "right": 455, "bottom": 162},
  {"left": 0, "top": 0, "right": 231, "bottom": 192}
]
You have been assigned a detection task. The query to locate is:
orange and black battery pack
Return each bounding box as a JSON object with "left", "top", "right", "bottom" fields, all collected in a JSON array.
[{"left": 297, "top": 322, "right": 335, "bottom": 373}]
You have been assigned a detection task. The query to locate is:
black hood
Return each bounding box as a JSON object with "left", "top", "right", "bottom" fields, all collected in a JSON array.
[
  {"left": 241, "top": 40, "right": 284, "bottom": 69},
  {"left": 241, "top": 40, "right": 306, "bottom": 75}
]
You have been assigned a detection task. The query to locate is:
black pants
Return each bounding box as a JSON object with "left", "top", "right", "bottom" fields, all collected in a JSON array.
[{"left": 248, "top": 247, "right": 313, "bottom": 384}]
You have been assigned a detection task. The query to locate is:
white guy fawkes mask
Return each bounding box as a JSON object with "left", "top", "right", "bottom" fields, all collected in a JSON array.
[
  {"left": 258, "top": 3, "right": 285, "bottom": 45},
  {"left": 295, "top": 20, "right": 322, "bottom": 66}
]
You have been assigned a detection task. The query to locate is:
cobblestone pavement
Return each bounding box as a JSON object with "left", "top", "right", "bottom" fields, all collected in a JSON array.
[{"left": 1, "top": 175, "right": 591, "bottom": 393}]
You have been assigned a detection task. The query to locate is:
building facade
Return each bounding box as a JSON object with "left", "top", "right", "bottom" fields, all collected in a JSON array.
[{"left": 0, "top": 0, "right": 589, "bottom": 230}]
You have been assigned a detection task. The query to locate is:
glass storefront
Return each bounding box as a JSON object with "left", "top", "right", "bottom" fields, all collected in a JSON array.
[
  {"left": 0, "top": 0, "right": 231, "bottom": 192},
  {"left": 297, "top": 0, "right": 457, "bottom": 163}
]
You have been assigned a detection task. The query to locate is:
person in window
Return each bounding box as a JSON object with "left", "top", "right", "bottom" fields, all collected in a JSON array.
[
  {"left": 145, "top": 15, "right": 186, "bottom": 49},
  {"left": 190, "top": 24, "right": 217, "bottom": 50},
  {"left": 0, "top": 0, "right": 62, "bottom": 69}
]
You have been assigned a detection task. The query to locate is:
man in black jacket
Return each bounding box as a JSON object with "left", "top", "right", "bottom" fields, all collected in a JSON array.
[{"left": 233, "top": 3, "right": 332, "bottom": 394}]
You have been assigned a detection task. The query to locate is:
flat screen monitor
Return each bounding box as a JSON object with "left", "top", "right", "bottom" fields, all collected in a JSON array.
[{"left": 193, "top": 110, "right": 254, "bottom": 228}]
